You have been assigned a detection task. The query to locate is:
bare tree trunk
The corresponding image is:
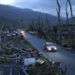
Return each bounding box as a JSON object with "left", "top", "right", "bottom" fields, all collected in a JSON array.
[
  {"left": 56, "top": 0, "right": 61, "bottom": 25},
  {"left": 66, "top": 0, "right": 69, "bottom": 24},
  {"left": 67, "top": 0, "right": 73, "bottom": 17},
  {"left": 56, "top": 0, "right": 62, "bottom": 44}
]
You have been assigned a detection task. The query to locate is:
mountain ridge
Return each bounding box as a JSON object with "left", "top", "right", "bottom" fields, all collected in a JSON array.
[{"left": 0, "top": 5, "right": 58, "bottom": 27}]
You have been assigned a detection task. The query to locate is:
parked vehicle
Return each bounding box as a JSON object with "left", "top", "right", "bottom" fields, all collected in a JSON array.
[{"left": 44, "top": 42, "right": 57, "bottom": 52}]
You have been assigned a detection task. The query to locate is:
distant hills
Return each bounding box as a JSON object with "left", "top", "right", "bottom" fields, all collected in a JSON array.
[
  {"left": 0, "top": 5, "right": 59, "bottom": 28},
  {"left": 0, "top": 5, "right": 74, "bottom": 30}
]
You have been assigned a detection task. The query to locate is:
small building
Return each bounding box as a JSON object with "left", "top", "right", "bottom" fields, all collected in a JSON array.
[{"left": 24, "top": 58, "right": 36, "bottom": 66}]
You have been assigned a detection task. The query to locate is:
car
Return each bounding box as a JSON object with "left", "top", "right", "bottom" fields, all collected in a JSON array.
[{"left": 44, "top": 42, "right": 57, "bottom": 52}]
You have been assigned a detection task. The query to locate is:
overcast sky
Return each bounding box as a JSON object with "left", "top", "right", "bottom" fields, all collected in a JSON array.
[{"left": 0, "top": 0, "right": 75, "bottom": 17}]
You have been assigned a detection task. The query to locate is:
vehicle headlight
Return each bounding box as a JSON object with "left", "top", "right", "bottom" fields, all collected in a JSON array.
[
  {"left": 53, "top": 46, "right": 57, "bottom": 50},
  {"left": 47, "top": 46, "right": 52, "bottom": 51},
  {"left": 47, "top": 46, "right": 57, "bottom": 50}
]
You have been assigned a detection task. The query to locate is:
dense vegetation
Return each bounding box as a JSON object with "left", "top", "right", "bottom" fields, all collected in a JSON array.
[
  {"left": 0, "top": 32, "right": 34, "bottom": 64},
  {"left": 28, "top": 59, "right": 66, "bottom": 75}
]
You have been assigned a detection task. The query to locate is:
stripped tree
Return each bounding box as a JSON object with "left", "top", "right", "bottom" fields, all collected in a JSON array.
[
  {"left": 56, "top": 0, "right": 61, "bottom": 25},
  {"left": 67, "top": 0, "right": 73, "bottom": 17},
  {"left": 56, "top": 0, "right": 63, "bottom": 44},
  {"left": 65, "top": 0, "right": 69, "bottom": 24}
]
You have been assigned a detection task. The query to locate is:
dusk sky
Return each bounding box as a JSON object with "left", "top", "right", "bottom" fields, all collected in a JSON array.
[{"left": 0, "top": 0, "right": 75, "bottom": 17}]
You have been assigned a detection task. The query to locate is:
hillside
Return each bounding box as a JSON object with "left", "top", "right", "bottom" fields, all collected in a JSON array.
[{"left": 0, "top": 5, "right": 58, "bottom": 29}]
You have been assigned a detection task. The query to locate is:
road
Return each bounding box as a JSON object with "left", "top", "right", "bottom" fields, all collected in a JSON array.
[{"left": 21, "top": 31, "right": 75, "bottom": 75}]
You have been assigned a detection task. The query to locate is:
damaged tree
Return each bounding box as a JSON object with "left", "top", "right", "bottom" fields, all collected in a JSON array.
[
  {"left": 65, "top": 0, "right": 69, "bottom": 24},
  {"left": 65, "top": 0, "right": 73, "bottom": 24},
  {"left": 67, "top": 0, "right": 73, "bottom": 17},
  {"left": 56, "top": 0, "right": 61, "bottom": 25}
]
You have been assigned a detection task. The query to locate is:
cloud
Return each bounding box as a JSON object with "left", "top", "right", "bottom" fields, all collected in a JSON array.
[
  {"left": 12, "top": 0, "right": 57, "bottom": 15},
  {"left": 10, "top": 0, "right": 75, "bottom": 16}
]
